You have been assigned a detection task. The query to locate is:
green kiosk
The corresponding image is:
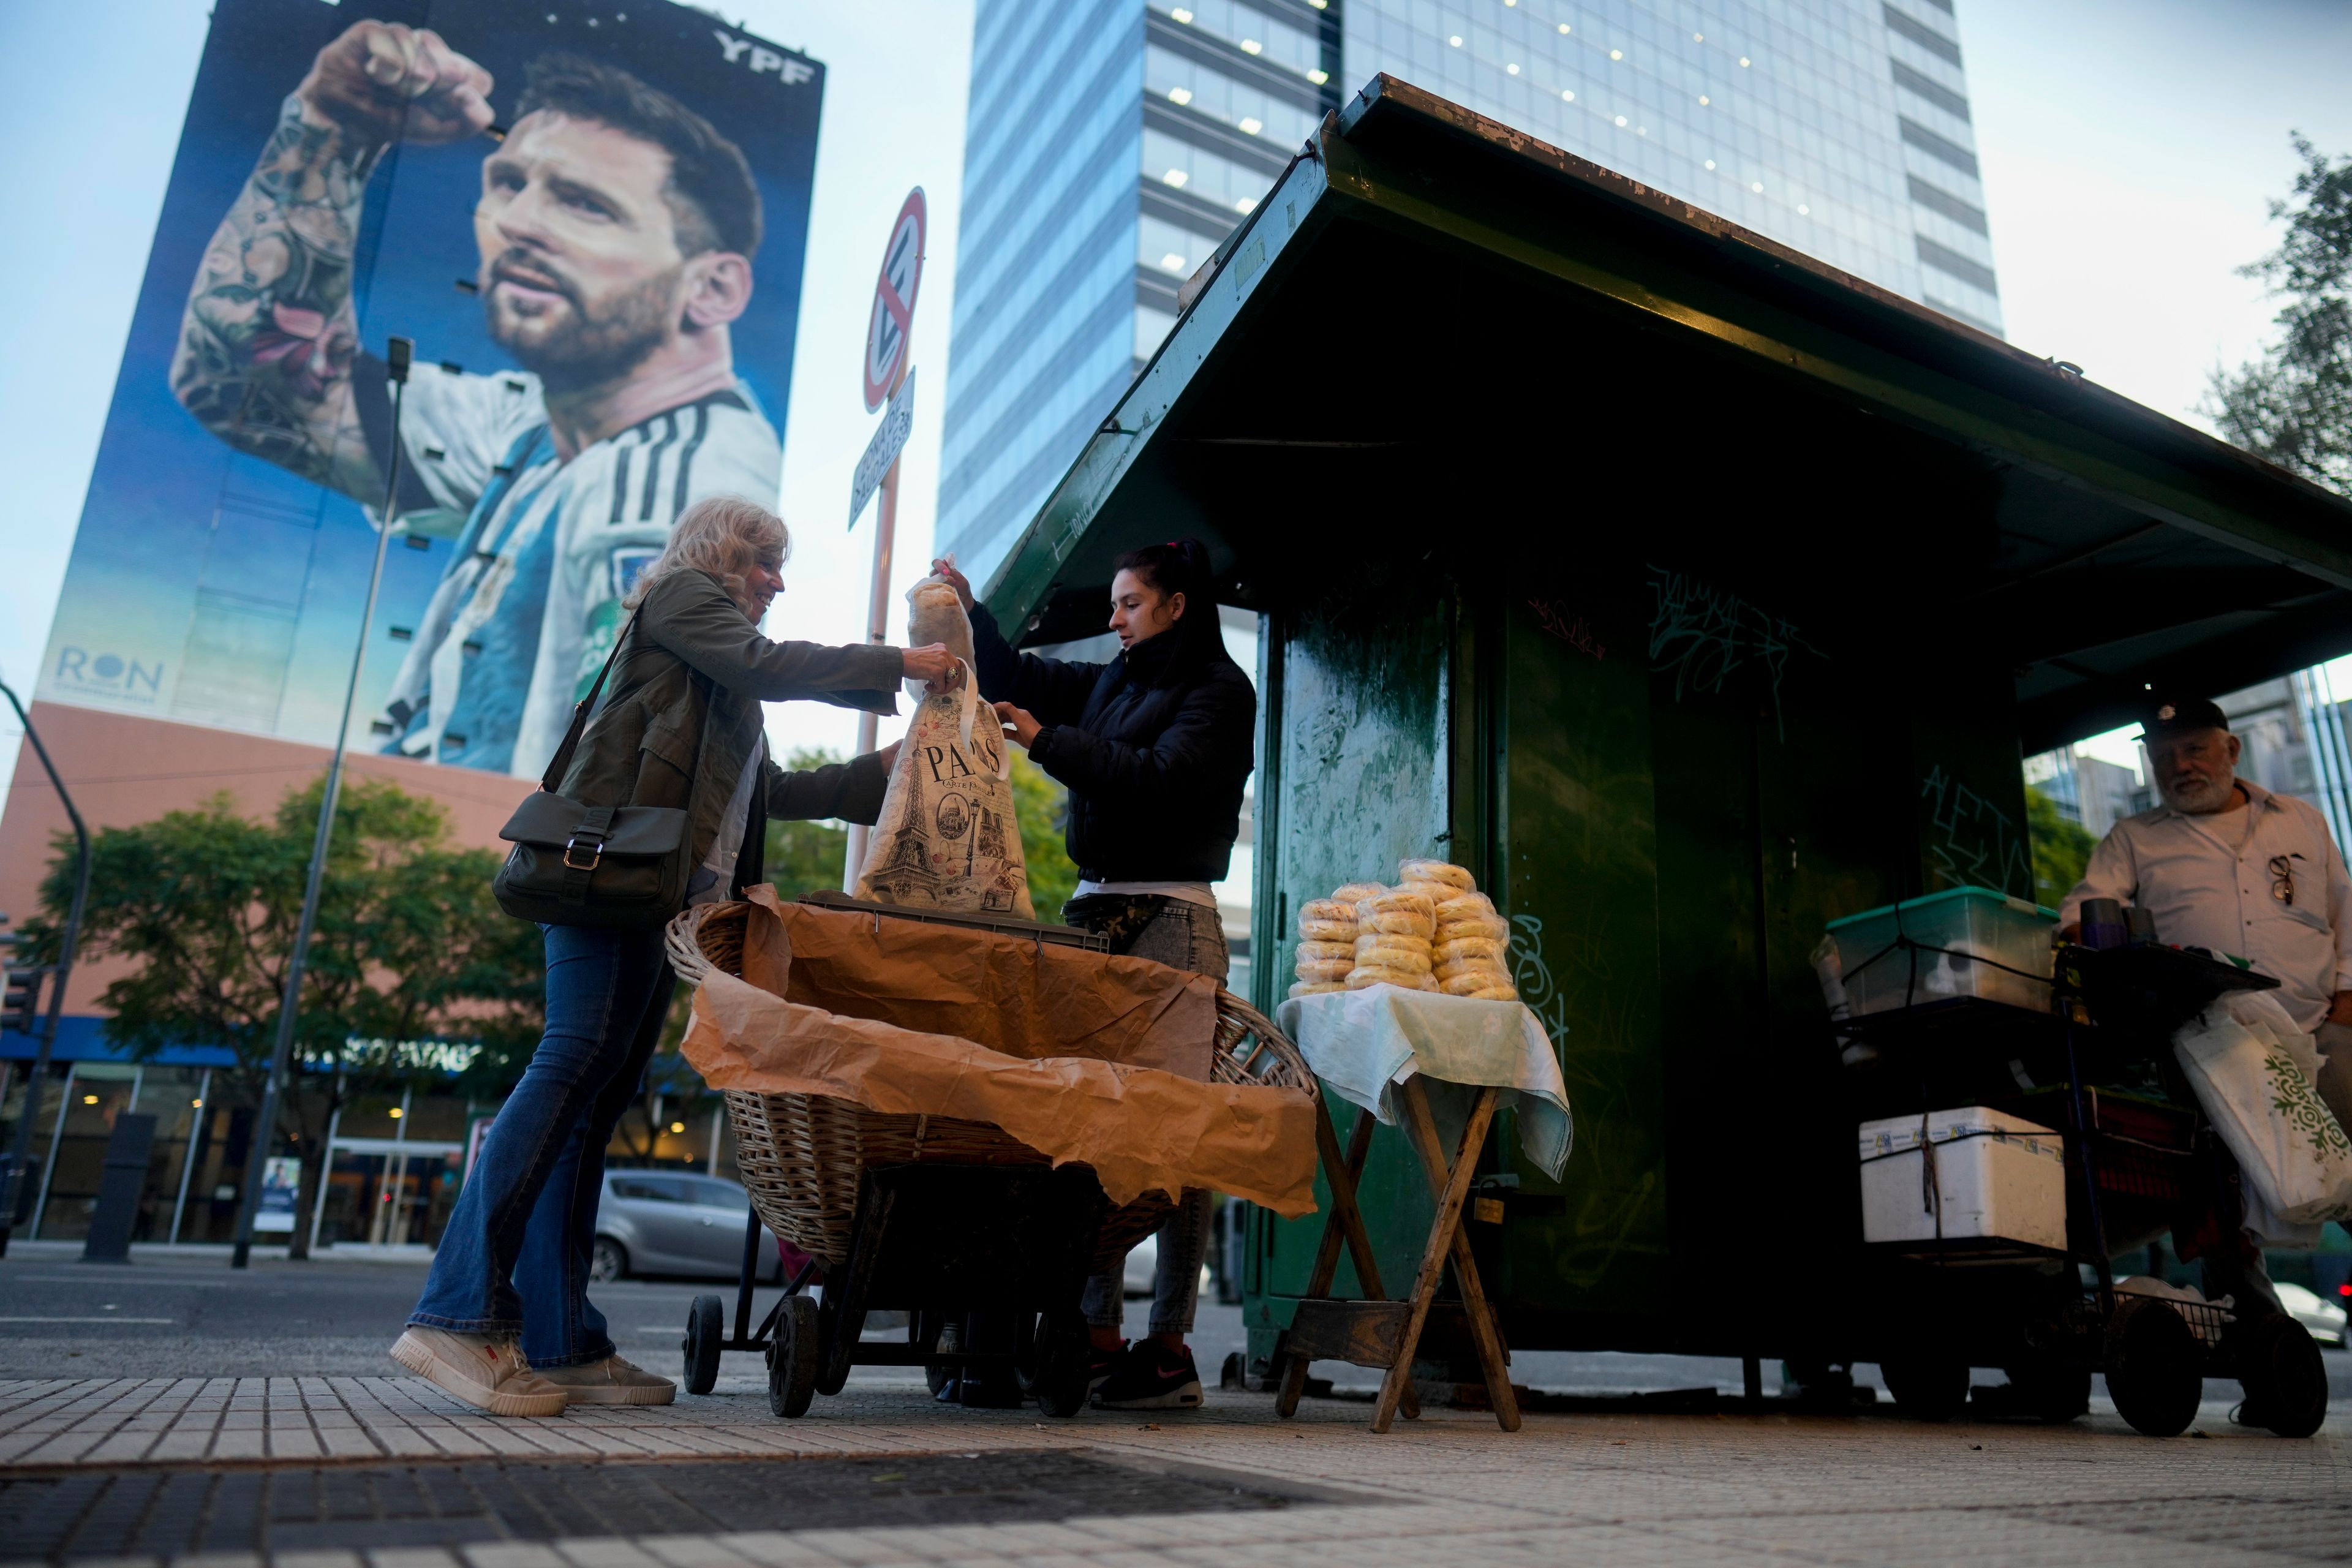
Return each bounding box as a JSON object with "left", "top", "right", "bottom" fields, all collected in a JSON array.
[{"left": 976, "top": 78, "right": 2352, "bottom": 1422}]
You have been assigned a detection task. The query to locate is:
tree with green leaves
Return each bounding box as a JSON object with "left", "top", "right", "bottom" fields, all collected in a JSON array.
[
  {"left": 2024, "top": 786, "right": 2098, "bottom": 913},
  {"left": 29, "top": 777, "right": 542, "bottom": 1257},
  {"left": 2208, "top": 137, "right": 2352, "bottom": 492},
  {"left": 1008, "top": 752, "right": 1082, "bottom": 917}
]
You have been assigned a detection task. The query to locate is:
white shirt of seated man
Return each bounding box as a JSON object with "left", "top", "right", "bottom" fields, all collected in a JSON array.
[{"left": 2059, "top": 696, "right": 2352, "bottom": 1039}]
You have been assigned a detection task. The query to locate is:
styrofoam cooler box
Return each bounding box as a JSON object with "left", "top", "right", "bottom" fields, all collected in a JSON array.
[{"left": 1858, "top": 1107, "right": 2067, "bottom": 1251}]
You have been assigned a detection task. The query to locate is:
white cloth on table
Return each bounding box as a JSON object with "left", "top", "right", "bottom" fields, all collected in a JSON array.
[{"left": 1275, "top": 984, "right": 1574, "bottom": 1180}]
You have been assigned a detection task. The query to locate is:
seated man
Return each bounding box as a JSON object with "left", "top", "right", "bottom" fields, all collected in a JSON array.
[{"left": 2059, "top": 693, "right": 2352, "bottom": 1334}]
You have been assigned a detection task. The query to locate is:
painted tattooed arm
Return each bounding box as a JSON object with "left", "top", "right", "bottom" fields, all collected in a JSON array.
[{"left": 170, "top": 22, "right": 492, "bottom": 500}]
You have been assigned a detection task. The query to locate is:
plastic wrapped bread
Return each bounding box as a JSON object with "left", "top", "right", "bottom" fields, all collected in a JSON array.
[
  {"left": 1434, "top": 891, "right": 1495, "bottom": 924},
  {"left": 1354, "top": 934, "right": 1433, "bottom": 974},
  {"left": 1295, "top": 959, "right": 1354, "bottom": 984},
  {"left": 1439, "top": 970, "right": 1514, "bottom": 998},
  {"left": 1346, "top": 965, "right": 1431, "bottom": 990},
  {"left": 1354, "top": 891, "right": 1436, "bottom": 938},
  {"left": 1398, "top": 859, "right": 1476, "bottom": 892},
  {"left": 1330, "top": 882, "right": 1387, "bottom": 906},
  {"left": 1438, "top": 915, "right": 1510, "bottom": 945},
  {"left": 1294, "top": 940, "right": 1355, "bottom": 965},
  {"left": 1289, "top": 979, "right": 1348, "bottom": 998},
  {"left": 1434, "top": 935, "right": 1507, "bottom": 967},
  {"left": 1298, "top": 896, "right": 1361, "bottom": 944}
]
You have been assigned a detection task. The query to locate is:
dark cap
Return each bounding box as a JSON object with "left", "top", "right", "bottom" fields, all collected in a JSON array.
[{"left": 2138, "top": 694, "right": 2230, "bottom": 741}]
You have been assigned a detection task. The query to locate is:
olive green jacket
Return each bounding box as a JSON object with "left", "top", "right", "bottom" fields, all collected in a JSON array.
[{"left": 552, "top": 567, "right": 903, "bottom": 897}]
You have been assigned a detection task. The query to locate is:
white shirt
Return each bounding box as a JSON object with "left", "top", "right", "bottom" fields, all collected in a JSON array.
[
  {"left": 2060, "top": 778, "right": 2352, "bottom": 1031},
  {"left": 1073, "top": 879, "right": 1217, "bottom": 908},
  {"left": 687, "top": 742, "right": 767, "bottom": 908},
  {"left": 375, "top": 365, "right": 782, "bottom": 780}
]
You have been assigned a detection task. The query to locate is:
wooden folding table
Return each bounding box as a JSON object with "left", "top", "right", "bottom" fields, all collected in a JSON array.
[{"left": 1272, "top": 1072, "right": 1521, "bottom": 1433}]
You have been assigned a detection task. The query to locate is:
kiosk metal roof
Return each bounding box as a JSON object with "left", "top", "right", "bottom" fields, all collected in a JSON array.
[{"left": 979, "top": 77, "right": 2352, "bottom": 751}]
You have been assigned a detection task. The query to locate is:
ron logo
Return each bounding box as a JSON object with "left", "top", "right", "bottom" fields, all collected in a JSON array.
[{"left": 54, "top": 647, "right": 164, "bottom": 703}]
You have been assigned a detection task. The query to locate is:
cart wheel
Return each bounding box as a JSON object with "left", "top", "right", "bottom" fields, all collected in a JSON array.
[
  {"left": 914, "top": 1310, "right": 956, "bottom": 1397},
  {"left": 2106, "top": 1294, "right": 2202, "bottom": 1438},
  {"left": 682, "top": 1294, "right": 724, "bottom": 1396},
  {"left": 814, "top": 1295, "right": 856, "bottom": 1397},
  {"left": 2233, "top": 1313, "right": 2328, "bottom": 1438},
  {"left": 1011, "top": 1311, "right": 1040, "bottom": 1397},
  {"left": 1879, "top": 1356, "right": 1970, "bottom": 1422},
  {"left": 767, "top": 1295, "right": 819, "bottom": 1419},
  {"left": 2000, "top": 1360, "right": 2090, "bottom": 1424},
  {"left": 1033, "top": 1320, "right": 1091, "bottom": 1418}
]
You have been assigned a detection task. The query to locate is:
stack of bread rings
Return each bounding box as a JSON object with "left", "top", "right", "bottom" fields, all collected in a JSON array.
[
  {"left": 1348, "top": 888, "right": 1438, "bottom": 990},
  {"left": 1291, "top": 881, "right": 1387, "bottom": 998},
  {"left": 1404, "top": 859, "right": 1517, "bottom": 1002},
  {"left": 1287, "top": 862, "right": 1517, "bottom": 1003}
]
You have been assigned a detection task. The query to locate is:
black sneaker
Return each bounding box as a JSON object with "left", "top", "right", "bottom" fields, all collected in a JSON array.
[
  {"left": 1091, "top": 1341, "right": 1204, "bottom": 1410},
  {"left": 1088, "top": 1340, "right": 1125, "bottom": 1394}
]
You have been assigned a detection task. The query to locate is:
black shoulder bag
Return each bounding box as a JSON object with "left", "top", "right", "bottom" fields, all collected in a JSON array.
[{"left": 492, "top": 611, "right": 701, "bottom": 929}]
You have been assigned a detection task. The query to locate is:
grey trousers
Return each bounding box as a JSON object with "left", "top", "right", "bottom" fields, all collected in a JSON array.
[{"left": 1076, "top": 897, "right": 1229, "bottom": 1335}]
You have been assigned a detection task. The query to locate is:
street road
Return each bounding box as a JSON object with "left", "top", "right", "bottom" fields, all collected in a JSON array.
[{"left": 6, "top": 1245, "right": 2346, "bottom": 1414}]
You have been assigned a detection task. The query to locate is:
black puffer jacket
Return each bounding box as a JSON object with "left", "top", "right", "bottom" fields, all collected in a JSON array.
[{"left": 970, "top": 604, "right": 1255, "bottom": 884}]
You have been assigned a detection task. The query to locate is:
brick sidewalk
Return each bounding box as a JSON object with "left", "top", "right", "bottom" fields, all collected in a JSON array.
[{"left": 2, "top": 1378, "right": 2348, "bottom": 1565}]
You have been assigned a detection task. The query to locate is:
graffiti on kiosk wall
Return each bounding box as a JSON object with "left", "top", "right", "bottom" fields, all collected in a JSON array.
[
  {"left": 36, "top": 0, "right": 824, "bottom": 780},
  {"left": 1921, "top": 763, "right": 2034, "bottom": 897},
  {"left": 1644, "top": 565, "right": 1823, "bottom": 739}
]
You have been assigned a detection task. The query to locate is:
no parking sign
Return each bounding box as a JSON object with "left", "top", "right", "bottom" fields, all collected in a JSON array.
[{"left": 862, "top": 188, "right": 927, "bottom": 412}]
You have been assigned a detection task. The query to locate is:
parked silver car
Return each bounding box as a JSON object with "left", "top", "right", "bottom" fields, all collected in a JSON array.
[{"left": 590, "top": 1171, "right": 782, "bottom": 1283}]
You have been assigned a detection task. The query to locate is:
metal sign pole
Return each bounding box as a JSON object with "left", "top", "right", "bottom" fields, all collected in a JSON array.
[
  {"left": 842, "top": 190, "right": 925, "bottom": 895},
  {"left": 229, "top": 337, "right": 412, "bottom": 1269},
  {"left": 0, "top": 681, "right": 91, "bottom": 1258},
  {"left": 843, "top": 360, "right": 907, "bottom": 893}
]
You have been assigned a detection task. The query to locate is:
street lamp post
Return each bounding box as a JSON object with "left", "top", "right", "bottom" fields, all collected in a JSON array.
[
  {"left": 0, "top": 680, "right": 91, "bottom": 1259},
  {"left": 230, "top": 337, "right": 413, "bottom": 1268}
]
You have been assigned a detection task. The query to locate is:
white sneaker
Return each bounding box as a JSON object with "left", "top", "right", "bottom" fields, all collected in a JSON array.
[
  {"left": 534, "top": 1352, "right": 677, "bottom": 1406},
  {"left": 390, "top": 1327, "right": 568, "bottom": 1417}
]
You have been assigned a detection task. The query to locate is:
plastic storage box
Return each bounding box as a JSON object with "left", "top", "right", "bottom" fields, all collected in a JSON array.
[
  {"left": 1858, "top": 1106, "right": 2067, "bottom": 1251},
  {"left": 1825, "top": 886, "right": 2057, "bottom": 1016}
]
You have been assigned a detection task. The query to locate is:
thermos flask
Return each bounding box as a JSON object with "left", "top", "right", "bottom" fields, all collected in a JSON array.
[{"left": 2080, "top": 897, "right": 2128, "bottom": 951}]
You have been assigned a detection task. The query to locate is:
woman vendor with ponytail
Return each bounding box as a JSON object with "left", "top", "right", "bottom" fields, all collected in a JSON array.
[{"left": 927, "top": 539, "right": 1255, "bottom": 1412}]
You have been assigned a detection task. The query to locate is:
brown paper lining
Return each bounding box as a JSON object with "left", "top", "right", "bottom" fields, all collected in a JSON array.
[{"left": 681, "top": 891, "right": 1317, "bottom": 1216}]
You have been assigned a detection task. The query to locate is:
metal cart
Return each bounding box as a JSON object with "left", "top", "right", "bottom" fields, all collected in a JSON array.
[
  {"left": 1839, "top": 937, "right": 2330, "bottom": 1438},
  {"left": 668, "top": 892, "right": 1312, "bottom": 1419}
]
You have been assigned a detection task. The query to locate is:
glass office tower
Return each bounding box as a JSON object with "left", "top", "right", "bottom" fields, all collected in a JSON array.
[{"left": 937, "top": 0, "right": 2000, "bottom": 580}]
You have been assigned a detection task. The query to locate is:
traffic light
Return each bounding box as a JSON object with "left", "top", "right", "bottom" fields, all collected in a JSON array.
[
  {"left": 0, "top": 917, "right": 42, "bottom": 1037},
  {"left": 1, "top": 963, "right": 40, "bottom": 1037}
]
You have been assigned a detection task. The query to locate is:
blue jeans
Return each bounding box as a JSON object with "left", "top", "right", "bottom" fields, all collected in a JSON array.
[
  {"left": 409, "top": 925, "right": 676, "bottom": 1365},
  {"left": 1072, "top": 897, "right": 1228, "bottom": 1336}
]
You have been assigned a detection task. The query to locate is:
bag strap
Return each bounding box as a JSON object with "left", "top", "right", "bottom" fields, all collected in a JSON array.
[
  {"left": 948, "top": 657, "right": 1011, "bottom": 780},
  {"left": 540, "top": 608, "right": 641, "bottom": 793}
]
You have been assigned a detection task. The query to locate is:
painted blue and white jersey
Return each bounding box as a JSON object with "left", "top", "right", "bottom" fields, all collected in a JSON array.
[{"left": 374, "top": 364, "right": 782, "bottom": 778}]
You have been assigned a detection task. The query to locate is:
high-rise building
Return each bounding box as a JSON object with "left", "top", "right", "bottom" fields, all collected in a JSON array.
[{"left": 936, "top": 0, "right": 2001, "bottom": 580}]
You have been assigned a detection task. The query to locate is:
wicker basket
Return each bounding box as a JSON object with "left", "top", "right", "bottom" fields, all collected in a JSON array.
[{"left": 666, "top": 900, "right": 1314, "bottom": 1270}]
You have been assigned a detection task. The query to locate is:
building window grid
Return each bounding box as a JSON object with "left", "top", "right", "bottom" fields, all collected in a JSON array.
[
  {"left": 941, "top": 171, "right": 1140, "bottom": 474},
  {"left": 958, "top": 29, "right": 1144, "bottom": 287},
  {"left": 1144, "top": 127, "right": 1283, "bottom": 214},
  {"left": 1151, "top": 0, "right": 1323, "bottom": 78},
  {"left": 964, "top": 3, "right": 1137, "bottom": 215},
  {"left": 949, "top": 100, "right": 1142, "bottom": 360},
  {"left": 1147, "top": 45, "right": 1325, "bottom": 146},
  {"left": 1341, "top": 0, "right": 1978, "bottom": 309}
]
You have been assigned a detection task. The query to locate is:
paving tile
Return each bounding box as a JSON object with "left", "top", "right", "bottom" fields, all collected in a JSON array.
[
  {"left": 554, "top": 1543, "right": 667, "bottom": 1568},
  {"left": 459, "top": 1548, "right": 571, "bottom": 1568}
]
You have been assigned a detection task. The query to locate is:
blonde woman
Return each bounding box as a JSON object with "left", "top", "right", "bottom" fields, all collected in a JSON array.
[{"left": 393, "top": 497, "right": 954, "bottom": 1415}]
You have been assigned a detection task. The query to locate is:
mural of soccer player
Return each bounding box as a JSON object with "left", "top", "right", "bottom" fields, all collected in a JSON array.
[{"left": 173, "top": 21, "right": 780, "bottom": 776}]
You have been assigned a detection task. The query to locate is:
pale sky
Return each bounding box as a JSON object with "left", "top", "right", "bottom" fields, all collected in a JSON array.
[{"left": 1, "top": 0, "right": 2348, "bottom": 822}]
